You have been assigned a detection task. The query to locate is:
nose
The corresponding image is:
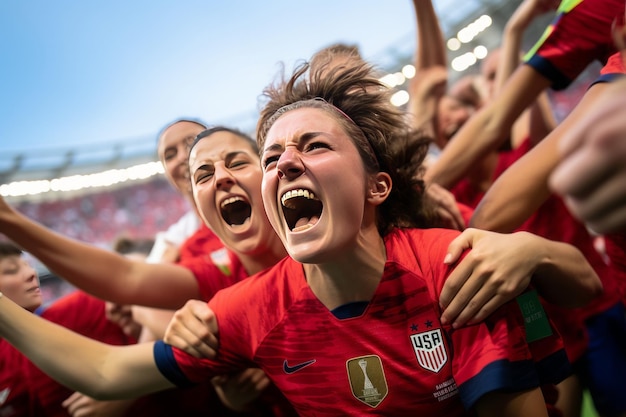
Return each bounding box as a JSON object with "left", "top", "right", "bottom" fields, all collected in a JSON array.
[
  {"left": 24, "top": 265, "right": 38, "bottom": 282},
  {"left": 276, "top": 148, "right": 305, "bottom": 180},
  {"left": 214, "top": 163, "right": 235, "bottom": 189},
  {"left": 176, "top": 147, "right": 189, "bottom": 167}
]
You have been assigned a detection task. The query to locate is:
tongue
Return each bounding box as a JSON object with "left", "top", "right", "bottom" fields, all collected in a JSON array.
[{"left": 293, "top": 215, "right": 319, "bottom": 232}]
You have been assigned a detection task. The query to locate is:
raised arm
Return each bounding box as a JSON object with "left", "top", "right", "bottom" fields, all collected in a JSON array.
[
  {"left": 407, "top": 0, "right": 448, "bottom": 136},
  {"left": 0, "top": 196, "right": 200, "bottom": 308},
  {"left": 496, "top": 0, "right": 558, "bottom": 148},
  {"left": 0, "top": 293, "right": 172, "bottom": 399},
  {"left": 413, "top": 0, "right": 447, "bottom": 70},
  {"left": 425, "top": 60, "right": 552, "bottom": 189}
]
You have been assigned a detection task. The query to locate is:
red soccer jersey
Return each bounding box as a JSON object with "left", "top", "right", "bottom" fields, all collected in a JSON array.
[
  {"left": 1, "top": 339, "right": 43, "bottom": 417},
  {"left": 453, "top": 138, "right": 622, "bottom": 362},
  {"left": 523, "top": 0, "right": 626, "bottom": 90},
  {"left": 178, "top": 246, "right": 248, "bottom": 302},
  {"left": 177, "top": 223, "right": 224, "bottom": 260},
  {"left": 172, "top": 237, "right": 299, "bottom": 417},
  {"left": 155, "top": 228, "right": 569, "bottom": 416},
  {"left": 604, "top": 232, "right": 626, "bottom": 301}
]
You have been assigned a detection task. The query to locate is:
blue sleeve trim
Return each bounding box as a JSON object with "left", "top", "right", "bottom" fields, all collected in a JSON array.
[
  {"left": 458, "top": 359, "right": 540, "bottom": 410},
  {"left": 536, "top": 349, "right": 572, "bottom": 385},
  {"left": 525, "top": 55, "right": 571, "bottom": 91},
  {"left": 589, "top": 73, "right": 626, "bottom": 89},
  {"left": 153, "top": 340, "right": 195, "bottom": 388}
]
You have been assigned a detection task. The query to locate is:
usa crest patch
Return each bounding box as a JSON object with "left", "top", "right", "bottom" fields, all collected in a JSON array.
[{"left": 410, "top": 329, "right": 447, "bottom": 373}]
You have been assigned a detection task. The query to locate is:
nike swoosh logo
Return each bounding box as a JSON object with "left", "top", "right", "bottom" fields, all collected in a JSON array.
[{"left": 283, "top": 359, "right": 316, "bottom": 374}]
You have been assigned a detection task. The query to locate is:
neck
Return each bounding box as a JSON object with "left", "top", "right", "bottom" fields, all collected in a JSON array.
[
  {"left": 238, "top": 243, "right": 287, "bottom": 276},
  {"left": 305, "top": 226, "right": 386, "bottom": 311}
]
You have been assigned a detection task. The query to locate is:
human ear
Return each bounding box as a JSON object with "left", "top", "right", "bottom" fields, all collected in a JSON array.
[{"left": 367, "top": 172, "right": 392, "bottom": 206}]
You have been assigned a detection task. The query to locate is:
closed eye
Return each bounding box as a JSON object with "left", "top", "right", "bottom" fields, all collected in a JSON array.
[
  {"left": 262, "top": 154, "right": 280, "bottom": 170},
  {"left": 306, "top": 141, "right": 331, "bottom": 151},
  {"left": 193, "top": 167, "right": 215, "bottom": 184}
]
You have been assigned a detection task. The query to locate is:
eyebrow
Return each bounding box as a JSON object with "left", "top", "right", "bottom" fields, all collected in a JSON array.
[
  {"left": 262, "top": 131, "right": 324, "bottom": 155},
  {"left": 192, "top": 150, "right": 250, "bottom": 168}
]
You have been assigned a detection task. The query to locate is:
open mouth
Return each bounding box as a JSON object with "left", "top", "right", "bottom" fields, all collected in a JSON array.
[
  {"left": 281, "top": 189, "right": 323, "bottom": 232},
  {"left": 220, "top": 196, "right": 252, "bottom": 226}
]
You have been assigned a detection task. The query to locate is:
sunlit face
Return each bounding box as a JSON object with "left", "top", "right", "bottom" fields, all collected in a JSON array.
[
  {"left": 158, "top": 121, "right": 205, "bottom": 196},
  {"left": 261, "top": 108, "right": 370, "bottom": 264},
  {"left": 189, "top": 131, "right": 281, "bottom": 256},
  {"left": 0, "top": 254, "right": 42, "bottom": 312}
]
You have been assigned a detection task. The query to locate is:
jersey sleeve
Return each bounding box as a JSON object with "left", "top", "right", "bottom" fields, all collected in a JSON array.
[
  {"left": 450, "top": 295, "right": 571, "bottom": 409},
  {"left": 407, "top": 229, "right": 572, "bottom": 409},
  {"left": 153, "top": 278, "right": 265, "bottom": 387},
  {"left": 176, "top": 248, "right": 241, "bottom": 302},
  {"left": 523, "top": 0, "right": 624, "bottom": 90}
]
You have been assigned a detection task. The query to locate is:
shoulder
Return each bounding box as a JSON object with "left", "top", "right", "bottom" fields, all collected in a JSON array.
[
  {"left": 209, "top": 257, "right": 304, "bottom": 326},
  {"left": 38, "top": 291, "right": 103, "bottom": 323},
  {"left": 384, "top": 228, "right": 460, "bottom": 289},
  {"left": 385, "top": 228, "right": 460, "bottom": 257}
]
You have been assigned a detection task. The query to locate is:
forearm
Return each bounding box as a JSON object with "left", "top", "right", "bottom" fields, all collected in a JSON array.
[
  {"left": 425, "top": 107, "right": 500, "bottom": 188},
  {"left": 528, "top": 234, "right": 602, "bottom": 307},
  {"left": 495, "top": 24, "right": 525, "bottom": 94},
  {"left": 0, "top": 206, "right": 136, "bottom": 298},
  {"left": 413, "top": 0, "right": 446, "bottom": 69},
  {"left": 132, "top": 306, "right": 175, "bottom": 340},
  {"left": 426, "top": 65, "right": 551, "bottom": 188},
  {"left": 0, "top": 204, "right": 199, "bottom": 307},
  {"left": 471, "top": 128, "right": 558, "bottom": 231},
  {"left": 0, "top": 294, "right": 172, "bottom": 399}
]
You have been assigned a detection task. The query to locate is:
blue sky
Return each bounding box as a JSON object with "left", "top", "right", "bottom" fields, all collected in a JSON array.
[{"left": 0, "top": 1, "right": 420, "bottom": 159}]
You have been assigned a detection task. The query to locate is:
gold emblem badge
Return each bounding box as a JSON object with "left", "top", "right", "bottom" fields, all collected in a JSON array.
[{"left": 346, "top": 355, "right": 388, "bottom": 407}]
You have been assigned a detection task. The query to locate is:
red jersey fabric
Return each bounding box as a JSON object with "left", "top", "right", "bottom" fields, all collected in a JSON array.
[
  {"left": 524, "top": 0, "right": 626, "bottom": 90},
  {"left": 452, "top": 138, "right": 623, "bottom": 362},
  {"left": 155, "top": 228, "right": 569, "bottom": 416},
  {"left": 178, "top": 246, "right": 247, "bottom": 302},
  {"left": 174, "top": 230, "right": 298, "bottom": 416},
  {"left": 0, "top": 339, "right": 43, "bottom": 417},
  {"left": 177, "top": 223, "right": 224, "bottom": 261}
]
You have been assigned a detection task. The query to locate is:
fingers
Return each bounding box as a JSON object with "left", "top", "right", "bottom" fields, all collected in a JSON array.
[
  {"left": 564, "top": 181, "right": 626, "bottom": 234},
  {"left": 439, "top": 249, "right": 474, "bottom": 315},
  {"left": 444, "top": 228, "right": 479, "bottom": 264},
  {"left": 189, "top": 300, "right": 219, "bottom": 335},
  {"left": 163, "top": 300, "right": 218, "bottom": 359},
  {"left": 439, "top": 268, "right": 480, "bottom": 326},
  {"left": 63, "top": 392, "right": 89, "bottom": 416},
  {"left": 550, "top": 142, "right": 613, "bottom": 198},
  {"left": 212, "top": 369, "right": 270, "bottom": 411},
  {"left": 426, "top": 184, "right": 466, "bottom": 230},
  {"left": 62, "top": 391, "right": 83, "bottom": 408},
  {"left": 441, "top": 267, "right": 527, "bottom": 328}
]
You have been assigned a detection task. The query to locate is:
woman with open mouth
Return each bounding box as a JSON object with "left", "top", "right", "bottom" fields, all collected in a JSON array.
[{"left": 0, "top": 60, "right": 602, "bottom": 416}]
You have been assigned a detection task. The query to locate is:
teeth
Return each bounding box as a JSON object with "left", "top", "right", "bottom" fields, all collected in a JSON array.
[
  {"left": 281, "top": 189, "right": 317, "bottom": 206},
  {"left": 221, "top": 196, "right": 244, "bottom": 208}
]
